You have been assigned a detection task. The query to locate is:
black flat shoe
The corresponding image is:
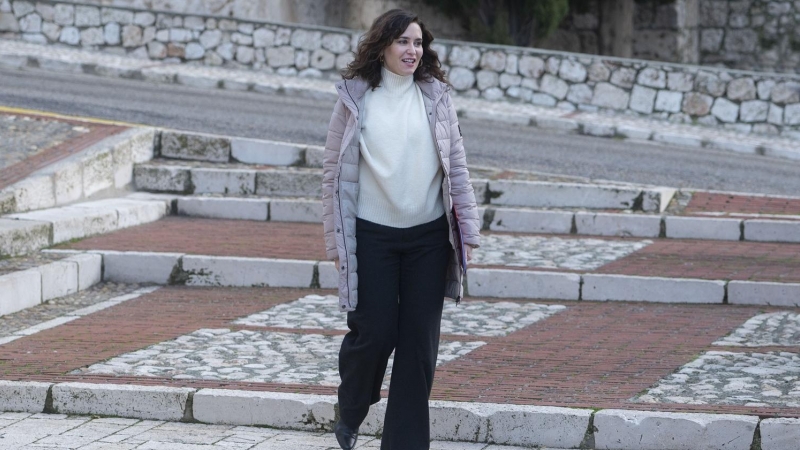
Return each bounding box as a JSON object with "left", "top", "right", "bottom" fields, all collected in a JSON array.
[{"left": 334, "top": 420, "right": 358, "bottom": 450}]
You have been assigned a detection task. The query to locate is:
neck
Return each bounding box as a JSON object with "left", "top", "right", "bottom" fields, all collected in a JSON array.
[{"left": 381, "top": 66, "right": 414, "bottom": 94}]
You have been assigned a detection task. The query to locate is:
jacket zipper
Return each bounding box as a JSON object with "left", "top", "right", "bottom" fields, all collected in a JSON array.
[{"left": 337, "top": 81, "right": 360, "bottom": 310}]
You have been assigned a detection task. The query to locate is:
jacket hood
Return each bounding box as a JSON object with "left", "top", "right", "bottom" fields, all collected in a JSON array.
[{"left": 334, "top": 76, "right": 448, "bottom": 111}]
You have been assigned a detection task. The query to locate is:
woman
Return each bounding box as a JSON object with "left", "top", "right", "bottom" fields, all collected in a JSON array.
[{"left": 322, "top": 9, "right": 481, "bottom": 450}]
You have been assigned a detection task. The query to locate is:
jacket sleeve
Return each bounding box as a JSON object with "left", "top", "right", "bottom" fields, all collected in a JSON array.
[
  {"left": 444, "top": 91, "right": 481, "bottom": 248},
  {"left": 322, "top": 99, "right": 347, "bottom": 260}
]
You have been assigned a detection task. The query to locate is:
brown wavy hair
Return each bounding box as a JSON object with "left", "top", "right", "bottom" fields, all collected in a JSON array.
[{"left": 342, "top": 9, "right": 448, "bottom": 89}]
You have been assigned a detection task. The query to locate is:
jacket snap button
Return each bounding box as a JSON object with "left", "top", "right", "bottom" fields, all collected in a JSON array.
[{"left": 336, "top": 228, "right": 341, "bottom": 232}]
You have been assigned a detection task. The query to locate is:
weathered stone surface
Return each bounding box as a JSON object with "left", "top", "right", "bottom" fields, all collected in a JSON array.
[
  {"left": 192, "top": 168, "right": 256, "bottom": 195},
  {"left": 489, "top": 208, "right": 573, "bottom": 234},
  {"left": 161, "top": 131, "right": 231, "bottom": 162},
  {"left": 183, "top": 255, "right": 314, "bottom": 287},
  {"left": 53, "top": 4, "right": 73, "bottom": 26},
  {"left": 744, "top": 219, "right": 800, "bottom": 242},
  {"left": 104, "top": 8, "right": 134, "bottom": 24},
  {"left": 255, "top": 170, "right": 321, "bottom": 197},
  {"left": 518, "top": 55, "right": 545, "bottom": 78},
  {"left": 587, "top": 62, "right": 610, "bottom": 81},
  {"left": 499, "top": 73, "right": 521, "bottom": 89},
  {"left": 59, "top": 26, "right": 79, "bottom": 45},
  {"left": 321, "top": 32, "right": 349, "bottom": 53},
  {"left": 74, "top": 5, "right": 100, "bottom": 27},
  {"left": 637, "top": 67, "right": 667, "bottom": 89},
  {"left": 771, "top": 82, "right": 800, "bottom": 104},
  {"left": 476, "top": 70, "right": 499, "bottom": 90},
  {"left": 592, "top": 82, "right": 630, "bottom": 110},
  {"left": 0, "top": 219, "right": 50, "bottom": 257},
  {"left": 0, "top": 11, "right": 20, "bottom": 32},
  {"left": 784, "top": 104, "right": 800, "bottom": 125},
  {"left": 667, "top": 72, "right": 694, "bottom": 92},
  {"left": 654, "top": 90, "right": 683, "bottom": 113},
  {"left": 11, "top": 0, "right": 34, "bottom": 17},
  {"left": 270, "top": 198, "right": 322, "bottom": 223},
  {"left": 134, "top": 165, "right": 192, "bottom": 194},
  {"left": 52, "top": 383, "right": 193, "bottom": 421},
  {"left": 65, "top": 252, "right": 102, "bottom": 290},
  {"left": 700, "top": 29, "right": 724, "bottom": 52},
  {"left": 758, "top": 79, "right": 776, "bottom": 100},
  {"left": 546, "top": 57, "right": 560, "bottom": 74},
  {"left": 266, "top": 46, "right": 294, "bottom": 67},
  {"left": 121, "top": 24, "right": 142, "bottom": 47},
  {"left": 665, "top": 216, "right": 741, "bottom": 240},
  {"left": 235, "top": 46, "right": 254, "bottom": 64},
  {"left": 575, "top": 212, "right": 661, "bottom": 237},
  {"left": 194, "top": 389, "right": 336, "bottom": 430},
  {"left": 38, "top": 259, "right": 78, "bottom": 301},
  {"left": 531, "top": 93, "right": 556, "bottom": 106},
  {"left": 19, "top": 12, "right": 40, "bottom": 32},
  {"left": 199, "top": 29, "right": 221, "bottom": 49},
  {"left": 539, "top": 74, "right": 569, "bottom": 100},
  {"left": 727, "top": 78, "right": 757, "bottom": 101},
  {"left": 594, "top": 410, "right": 757, "bottom": 450},
  {"left": 761, "top": 417, "right": 800, "bottom": 450},
  {"left": 739, "top": 100, "right": 769, "bottom": 122},
  {"left": 467, "top": 269, "right": 580, "bottom": 300},
  {"left": 711, "top": 97, "right": 740, "bottom": 122},
  {"left": 480, "top": 50, "right": 506, "bottom": 71},
  {"left": 558, "top": 59, "right": 587, "bottom": 82},
  {"left": 695, "top": 72, "right": 727, "bottom": 96},
  {"left": 177, "top": 197, "right": 267, "bottom": 221},
  {"left": 682, "top": 92, "right": 714, "bottom": 116},
  {"left": 630, "top": 85, "right": 657, "bottom": 114},
  {"left": 290, "top": 29, "right": 320, "bottom": 50},
  {"left": 566, "top": 83, "right": 593, "bottom": 105},
  {"left": 728, "top": 281, "right": 800, "bottom": 307},
  {"left": 583, "top": 275, "right": 726, "bottom": 304},
  {"left": 724, "top": 28, "right": 758, "bottom": 52},
  {"left": 490, "top": 180, "right": 643, "bottom": 209},
  {"left": 449, "top": 45, "right": 480, "bottom": 68},
  {"left": 448, "top": 67, "right": 475, "bottom": 90},
  {"left": 701, "top": 0, "right": 729, "bottom": 27},
  {"left": 101, "top": 250, "right": 181, "bottom": 284},
  {"left": 0, "top": 269, "right": 40, "bottom": 316},
  {"left": 0, "top": 380, "right": 50, "bottom": 413}
]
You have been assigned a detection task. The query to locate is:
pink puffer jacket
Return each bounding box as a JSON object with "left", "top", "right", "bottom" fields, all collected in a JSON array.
[{"left": 322, "top": 76, "right": 481, "bottom": 312}]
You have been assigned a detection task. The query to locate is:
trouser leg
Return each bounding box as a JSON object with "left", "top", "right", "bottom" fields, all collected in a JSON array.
[
  {"left": 338, "top": 218, "right": 400, "bottom": 429},
  {"left": 381, "top": 215, "right": 450, "bottom": 450}
]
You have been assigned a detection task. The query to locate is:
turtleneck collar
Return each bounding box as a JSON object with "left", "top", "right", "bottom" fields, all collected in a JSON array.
[{"left": 380, "top": 66, "right": 414, "bottom": 95}]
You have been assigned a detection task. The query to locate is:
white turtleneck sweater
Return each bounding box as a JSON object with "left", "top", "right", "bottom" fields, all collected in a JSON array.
[{"left": 357, "top": 67, "right": 445, "bottom": 228}]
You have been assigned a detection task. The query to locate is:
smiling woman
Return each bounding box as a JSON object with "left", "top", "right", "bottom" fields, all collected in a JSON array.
[{"left": 321, "top": 8, "right": 481, "bottom": 450}]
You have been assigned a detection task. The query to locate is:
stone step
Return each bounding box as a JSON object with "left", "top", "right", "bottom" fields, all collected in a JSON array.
[
  {"left": 133, "top": 161, "right": 675, "bottom": 212},
  {"left": 0, "top": 195, "right": 171, "bottom": 257}
]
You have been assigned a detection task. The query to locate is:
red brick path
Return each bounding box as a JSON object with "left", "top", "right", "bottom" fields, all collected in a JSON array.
[
  {"left": 0, "top": 286, "right": 796, "bottom": 417},
  {"left": 63, "top": 217, "right": 800, "bottom": 283},
  {"left": 0, "top": 113, "right": 127, "bottom": 190},
  {"left": 684, "top": 192, "right": 800, "bottom": 216}
]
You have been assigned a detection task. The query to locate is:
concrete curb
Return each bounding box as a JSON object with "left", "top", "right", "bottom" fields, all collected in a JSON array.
[
  {"left": 1, "top": 380, "right": 797, "bottom": 449},
  {"left": 0, "top": 128, "right": 156, "bottom": 215}
]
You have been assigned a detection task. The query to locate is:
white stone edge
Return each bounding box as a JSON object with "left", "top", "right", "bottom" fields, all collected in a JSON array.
[{"left": 0, "top": 381, "right": 794, "bottom": 449}]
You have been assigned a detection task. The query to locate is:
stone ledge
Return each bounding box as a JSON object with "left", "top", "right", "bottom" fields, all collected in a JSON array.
[
  {"left": 582, "top": 274, "right": 726, "bottom": 303},
  {"left": 760, "top": 418, "right": 800, "bottom": 450},
  {"left": 51, "top": 382, "right": 193, "bottom": 421},
  {"left": 665, "top": 216, "right": 742, "bottom": 240},
  {"left": 744, "top": 219, "right": 800, "bottom": 243},
  {"left": 727, "top": 281, "right": 800, "bottom": 307},
  {"left": 466, "top": 269, "right": 580, "bottom": 300},
  {"left": 182, "top": 255, "right": 315, "bottom": 287},
  {"left": 0, "top": 380, "right": 51, "bottom": 414}
]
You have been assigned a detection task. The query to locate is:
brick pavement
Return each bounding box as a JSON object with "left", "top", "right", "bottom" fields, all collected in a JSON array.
[
  {"left": 0, "top": 112, "right": 127, "bottom": 190},
  {"left": 684, "top": 192, "right": 800, "bottom": 216},
  {"left": 0, "top": 285, "right": 796, "bottom": 418},
  {"left": 62, "top": 217, "right": 800, "bottom": 283}
]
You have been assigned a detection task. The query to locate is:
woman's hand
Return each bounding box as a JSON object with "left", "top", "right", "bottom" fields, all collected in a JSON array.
[
  {"left": 334, "top": 259, "right": 340, "bottom": 272},
  {"left": 466, "top": 246, "right": 473, "bottom": 262}
]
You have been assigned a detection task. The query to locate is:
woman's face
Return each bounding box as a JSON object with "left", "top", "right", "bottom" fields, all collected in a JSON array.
[{"left": 382, "top": 22, "right": 423, "bottom": 77}]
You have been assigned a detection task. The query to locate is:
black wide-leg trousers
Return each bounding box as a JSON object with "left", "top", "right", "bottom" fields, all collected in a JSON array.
[{"left": 338, "top": 214, "right": 451, "bottom": 450}]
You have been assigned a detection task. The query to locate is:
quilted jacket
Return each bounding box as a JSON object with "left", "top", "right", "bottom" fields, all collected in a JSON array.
[{"left": 322, "top": 76, "right": 481, "bottom": 312}]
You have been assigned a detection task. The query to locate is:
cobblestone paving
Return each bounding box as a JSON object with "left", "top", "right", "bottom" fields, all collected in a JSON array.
[
  {"left": 0, "top": 283, "right": 149, "bottom": 338},
  {"left": 474, "top": 234, "right": 652, "bottom": 271},
  {"left": 0, "top": 113, "right": 87, "bottom": 170},
  {"left": 235, "top": 294, "right": 565, "bottom": 337},
  {"left": 71, "top": 328, "right": 485, "bottom": 389},
  {"left": 0, "top": 412, "right": 535, "bottom": 449},
  {"left": 635, "top": 351, "right": 800, "bottom": 407},
  {"left": 0, "top": 252, "right": 67, "bottom": 275},
  {"left": 714, "top": 312, "right": 800, "bottom": 347}
]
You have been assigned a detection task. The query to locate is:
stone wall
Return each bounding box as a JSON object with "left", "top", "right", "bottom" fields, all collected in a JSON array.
[{"left": 1, "top": 0, "right": 800, "bottom": 137}]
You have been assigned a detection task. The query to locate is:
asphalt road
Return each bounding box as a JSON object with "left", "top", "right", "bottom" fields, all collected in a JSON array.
[{"left": 2, "top": 66, "right": 800, "bottom": 196}]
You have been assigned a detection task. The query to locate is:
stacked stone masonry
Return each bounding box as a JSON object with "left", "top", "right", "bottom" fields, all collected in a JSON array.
[{"left": 1, "top": 0, "right": 800, "bottom": 137}]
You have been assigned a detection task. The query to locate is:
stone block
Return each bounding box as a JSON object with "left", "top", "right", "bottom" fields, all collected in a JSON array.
[
  {"left": 518, "top": 55, "right": 545, "bottom": 78},
  {"left": 193, "top": 389, "right": 336, "bottom": 430},
  {"left": 0, "top": 380, "right": 50, "bottom": 413},
  {"left": 160, "top": 131, "right": 230, "bottom": 163},
  {"left": 566, "top": 83, "right": 592, "bottom": 105},
  {"left": 617, "top": 125, "right": 653, "bottom": 140},
  {"left": 191, "top": 168, "right": 256, "bottom": 196},
  {"left": 728, "top": 281, "right": 800, "bottom": 307},
  {"left": 643, "top": 188, "right": 676, "bottom": 213},
  {"left": 665, "top": 216, "right": 741, "bottom": 240},
  {"left": 667, "top": 73, "right": 694, "bottom": 92},
  {"left": 255, "top": 170, "right": 321, "bottom": 197},
  {"left": 490, "top": 180, "right": 643, "bottom": 210},
  {"left": 761, "top": 417, "right": 800, "bottom": 450},
  {"left": 82, "top": 148, "right": 114, "bottom": 197},
  {"left": 52, "top": 383, "right": 193, "bottom": 421},
  {"left": 533, "top": 116, "right": 579, "bottom": 131},
  {"left": 655, "top": 91, "right": 683, "bottom": 113},
  {"left": 12, "top": 175, "right": 55, "bottom": 212},
  {"left": 637, "top": 68, "right": 667, "bottom": 89},
  {"left": 594, "top": 409, "right": 758, "bottom": 450},
  {"left": 771, "top": 82, "right": 800, "bottom": 104},
  {"left": 467, "top": 269, "right": 580, "bottom": 300},
  {"left": 558, "top": 59, "right": 586, "bottom": 83},
  {"left": 784, "top": 104, "right": 800, "bottom": 125},
  {"left": 183, "top": 256, "right": 315, "bottom": 288},
  {"left": 231, "top": 139, "right": 304, "bottom": 166},
  {"left": 304, "top": 146, "right": 324, "bottom": 168},
  {"left": 48, "top": 159, "right": 83, "bottom": 205},
  {"left": 111, "top": 128, "right": 157, "bottom": 188},
  {"left": 449, "top": 45, "right": 480, "bottom": 68},
  {"left": 133, "top": 164, "right": 192, "bottom": 194},
  {"left": 317, "top": 261, "right": 337, "bottom": 289},
  {"left": 270, "top": 198, "right": 322, "bottom": 223},
  {"left": 476, "top": 70, "right": 498, "bottom": 90},
  {"left": 630, "top": 85, "right": 656, "bottom": 114},
  {"left": 101, "top": 251, "right": 182, "bottom": 284},
  {"left": 739, "top": 100, "right": 769, "bottom": 122},
  {"left": 0, "top": 219, "right": 51, "bottom": 257},
  {"left": 38, "top": 259, "right": 78, "bottom": 301},
  {"left": 727, "top": 78, "right": 757, "bottom": 101},
  {"left": 582, "top": 274, "right": 726, "bottom": 303},
  {"left": 744, "top": 219, "right": 800, "bottom": 243},
  {"left": 65, "top": 253, "right": 102, "bottom": 290},
  {"left": 428, "top": 401, "right": 489, "bottom": 442},
  {"left": 531, "top": 93, "right": 557, "bottom": 106},
  {"left": 178, "top": 197, "right": 268, "bottom": 221},
  {"left": 682, "top": 92, "right": 714, "bottom": 116},
  {"left": 0, "top": 269, "right": 41, "bottom": 316},
  {"left": 448, "top": 67, "right": 475, "bottom": 90},
  {"left": 592, "top": 82, "right": 630, "bottom": 110},
  {"left": 471, "top": 179, "right": 488, "bottom": 205},
  {"left": 489, "top": 208, "right": 573, "bottom": 234},
  {"left": 9, "top": 206, "right": 118, "bottom": 244},
  {"left": 487, "top": 404, "right": 591, "bottom": 448},
  {"left": 539, "top": 74, "right": 568, "bottom": 100}
]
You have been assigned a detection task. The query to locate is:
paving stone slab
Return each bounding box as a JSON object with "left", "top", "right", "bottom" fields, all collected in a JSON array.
[
  {"left": 71, "top": 198, "right": 169, "bottom": 229},
  {"left": 38, "top": 258, "right": 78, "bottom": 301},
  {"left": 191, "top": 167, "right": 256, "bottom": 195},
  {"left": 467, "top": 269, "right": 580, "bottom": 300},
  {"left": 177, "top": 196, "right": 269, "bottom": 221},
  {"left": 255, "top": 170, "right": 321, "bottom": 198},
  {"left": 193, "top": 389, "right": 336, "bottom": 431},
  {"left": 10, "top": 175, "right": 55, "bottom": 212},
  {"left": 728, "top": 281, "right": 800, "bottom": 307},
  {"left": 231, "top": 138, "right": 305, "bottom": 166},
  {"left": 485, "top": 404, "right": 592, "bottom": 448},
  {"left": 0, "top": 218, "right": 51, "bottom": 257},
  {"left": 488, "top": 180, "right": 643, "bottom": 210},
  {"left": 0, "top": 269, "right": 41, "bottom": 316},
  {"left": 182, "top": 255, "right": 314, "bottom": 287},
  {"left": 270, "top": 198, "right": 321, "bottom": 223},
  {"left": 304, "top": 145, "right": 324, "bottom": 168},
  {"left": 488, "top": 208, "right": 573, "bottom": 234},
  {"left": 594, "top": 409, "right": 758, "bottom": 450},
  {"left": 0, "top": 380, "right": 50, "bottom": 413},
  {"left": 665, "top": 216, "right": 742, "bottom": 240},
  {"left": 51, "top": 383, "right": 193, "bottom": 421},
  {"left": 9, "top": 204, "right": 118, "bottom": 244},
  {"left": 99, "top": 250, "right": 182, "bottom": 284},
  {"left": 761, "top": 417, "right": 800, "bottom": 450},
  {"left": 575, "top": 212, "right": 662, "bottom": 237},
  {"left": 133, "top": 164, "right": 192, "bottom": 193},
  {"left": 159, "top": 130, "right": 231, "bottom": 163},
  {"left": 582, "top": 274, "right": 726, "bottom": 303},
  {"left": 744, "top": 219, "right": 800, "bottom": 243},
  {"left": 317, "top": 261, "right": 337, "bottom": 289}
]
